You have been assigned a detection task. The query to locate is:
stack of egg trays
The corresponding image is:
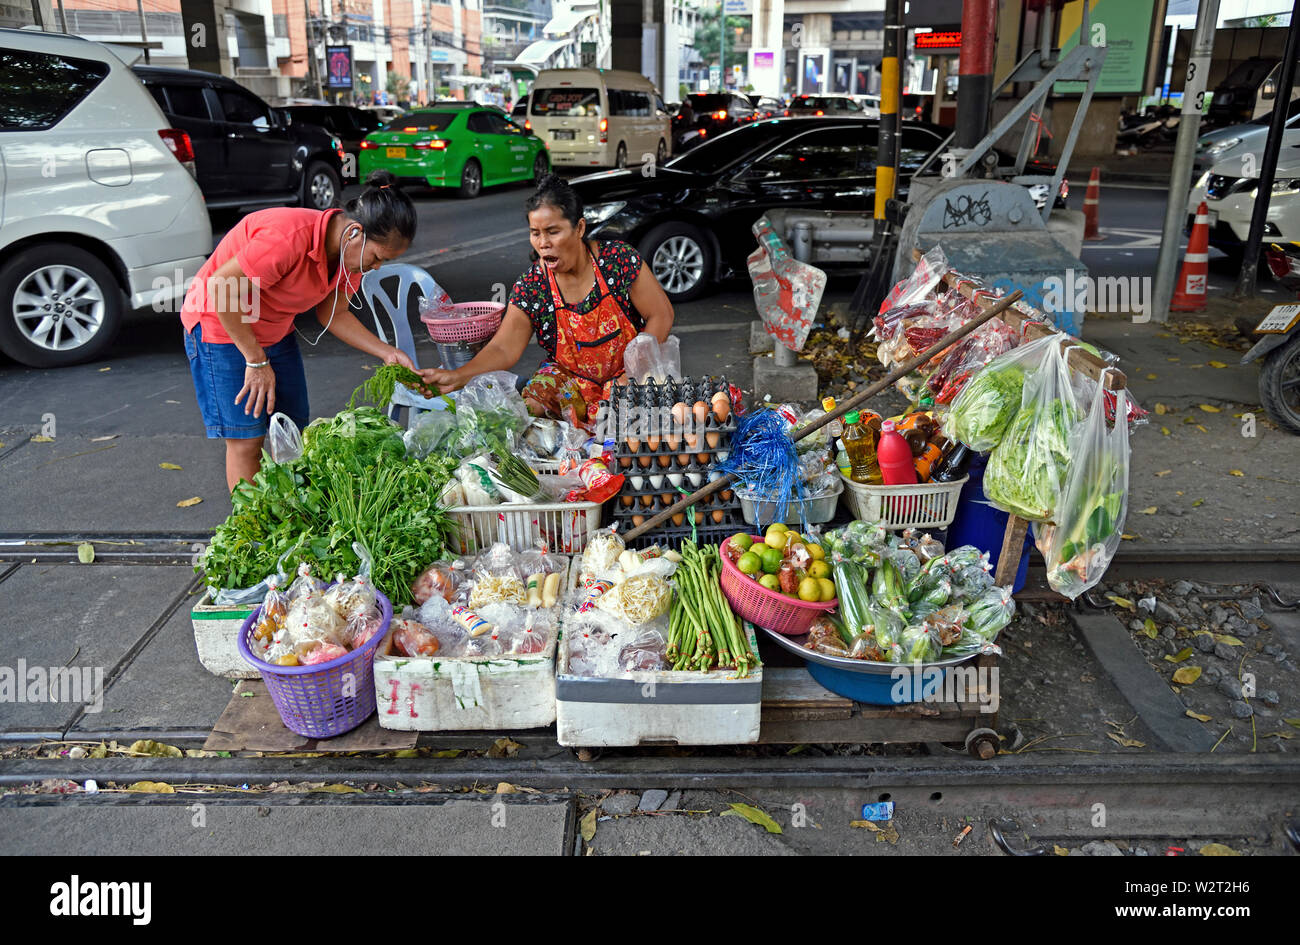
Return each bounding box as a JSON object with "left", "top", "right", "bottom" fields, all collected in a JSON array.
[{"left": 597, "top": 375, "right": 744, "bottom": 536}]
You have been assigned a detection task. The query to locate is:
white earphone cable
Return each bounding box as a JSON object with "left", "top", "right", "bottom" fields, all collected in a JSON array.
[{"left": 298, "top": 223, "right": 366, "bottom": 347}]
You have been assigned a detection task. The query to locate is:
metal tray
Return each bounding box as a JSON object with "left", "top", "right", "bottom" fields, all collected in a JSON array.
[{"left": 760, "top": 625, "right": 977, "bottom": 675}]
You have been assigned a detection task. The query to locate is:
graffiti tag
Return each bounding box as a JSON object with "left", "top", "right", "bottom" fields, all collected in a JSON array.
[{"left": 942, "top": 191, "right": 993, "bottom": 229}]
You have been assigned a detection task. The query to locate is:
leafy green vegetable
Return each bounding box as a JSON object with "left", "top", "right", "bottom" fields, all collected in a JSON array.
[
  {"left": 985, "top": 398, "right": 1079, "bottom": 521},
  {"left": 948, "top": 363, "right": 1025, "bottom": 450},
  {"left": 348, "top": 364, "right": 439, "bottom": 411}
]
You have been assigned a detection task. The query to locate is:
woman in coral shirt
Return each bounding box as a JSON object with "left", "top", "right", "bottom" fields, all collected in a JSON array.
[{"left": 182, "top": 171, "right": 417, "bottom": 491}]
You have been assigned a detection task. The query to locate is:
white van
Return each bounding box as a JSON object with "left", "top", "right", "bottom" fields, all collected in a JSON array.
[{"left": 529, "top": 69, "right": 672, "bottom": 169}]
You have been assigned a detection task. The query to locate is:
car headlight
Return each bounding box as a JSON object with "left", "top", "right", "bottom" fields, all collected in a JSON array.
[
  {"left": 583, "top": 201, "right": 626, "bottom": 227},
  {"left": 1272, "top": 178, "right": 1300, "bottom": 197},
  {"left": 1202, "top": 136, "right": 1241, "bottom": 157},
  {"left": 1194, "top": 170, "right": 1210, "bottom": 191}
]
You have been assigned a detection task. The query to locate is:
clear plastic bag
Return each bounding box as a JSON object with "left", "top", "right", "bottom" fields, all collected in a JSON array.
[
  {"left": 403, "top": 409, "right": 459, "bottom": 459},
  {"left": 929, "top": 318, "right": 1018, "bottom": 405},
  {"left": 943, "top": 587, "right": 1014, "bottom": 657},
  {"left": 467, "top": 543, "right": 527, "bottom": 607},
  {"left": 623, "top": 332, "right": 682, "bottom": 383},
  {"left": 985, "top": 341, "right": 1083, "bottom": 522},
  {"left": 878, "top": 245, "right": 947, "bottom": 317},
  {"left": 945, "top": 334, "right": 1058, "bottom": 451},
  {"left": 286, "top": 562, "right": 326, "bottom": 603},
  {"left": 417, "top": 282, "right": 455, "bottom": 319},
  {"left": 348, "top": 609, "right": 385, "bottom": 650},
  {"left": 1034, "top": 383, "right": 1130, "bottom": 600},
  {"left": 251, "top": 577, "right": 289, "bottom": 645},
  {"left": 454, "top": 371, "right": 530, "bottom": 437},
  {"left": 618, "top": 627, "right": 668, "bottom": 672},
  {"left": 580, "top": 528, "right": 626, "bottom": 578},
  {"left": 324, "top": 573, "right": 377, "bottom": 620},
  {"left": 285, "top": 595, "right": 348, "bottom": 654},
  {"left": 391, "top": 617, "right": 441, "bottom": 657},
  {"left": 411, "top": 561, "right": 460, "bottom": 605},
  {"left": 267, "top": 412, "right": 303, "bottom": 464}
]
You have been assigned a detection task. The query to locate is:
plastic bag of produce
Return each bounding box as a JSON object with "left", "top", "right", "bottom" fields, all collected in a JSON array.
[
  {"left": 251, "top": 576, "right": 289, "bottom": 644},
  {"left": 411, "top": 561, "right": 460, "bottom": 606},
  {"left": 348, "top": 609, "right": 385, "bottom": 649},
  {"left": 285, "top": 595, "right": 348, "bottom": 654},
  {"left": 984, "top": 341, "right": 1083, "bottom": 522},
  {"left": 286, "top": 562, "right": 327, "bottom": 603},
  {"left": 946, "top": 334, "right": 1058, "bottom": 451},
  {"left": 454, "top": 371, "right": 530, "bottom": 439},
  {"left": 580, "top": 528, "right": 626, "bottom": 578},
  {"left": 921, "top": 545, "right": 994, "bottom": 601},
  {"left": 391, "top": 617, "right": 441, "bottom": 657},
  {"left": 468, "top": 543, "right": 527, "bottom": 607},
  {"left": 900, "top": 624, "right": 941, "bottom": 663},
  {"left": 931, "top": 318, "right": 1018, "bottom": 405},
  {"left": 403, "top": 408, "right": 459, "bottom": 459},
  {"left": 1033, "top": 383, "right": 1130, "bottom": 599},
  {"left": 942, "top": 587, "right": 1015, "bottom": 657},
  {"left": 878, "top": 245, "right": 947, "bottom": 319},
  {"left": 324, "top": 573, "right": 377, "bottom": 619},
  {"left": 617, "top": 627, "right": 668, "bottom": 672},
  {"left": 267, "top": 412, "right": 303, "bottom": 464}
]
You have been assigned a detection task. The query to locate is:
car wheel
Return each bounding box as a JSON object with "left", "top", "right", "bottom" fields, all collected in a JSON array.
[
  {"left": 532, "top": 151, "right": 549, "bottom": 185},
  {"left": 301, "top": 161, "right": 340, "bottom": 211},
  {"left": 638, "top": 222, "right": 713, "bottom": 303},
  {"left": 1258, "top": 333, "right": 1300, "bottom": 435},
  {"left": 656, "top": 138, "right": 668, "bottom": 165},
  {"left": 0, "top": 244, "right": 124, "bottom": 368},
  {"left": 615, "top": 142, "right": 628, "bottom": 169},
  {"left": 458, "top": 159, "right": 482, "bottom": 199}
]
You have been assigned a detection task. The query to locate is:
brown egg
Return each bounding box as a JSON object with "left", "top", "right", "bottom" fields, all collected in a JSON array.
[
  {"left": 620, "top": 496, "right": 633, "bottom": 508},
  {"left": 697, "top": 452, "right": 710, "bottom": 464},
  {"left": 705, "top": 431, "right": 720, "bottom": 448},
  {"left": 619, "top": 456, "right": 632, "bottom": 469},
  {"left": 665, "top": 434, "right": 680, "bottom": 451},
  {"left": 647, "top": 435, "right": 661, "bottom": 451},
  {"left": 720, "top": 489, "right": 734, "bottom": 502},
  {"left": 638, "top": 455, "right": 652, "bottom": 468},
  {"left": 627, "top": 436, "right": 641, "bottom": 452},
  {"left": 684, "top": 433, "right": 699, "bottom": 449},
  {"left": 640, "top": 495, "right": 653, "bottom": 508},
  {"left": 633, "top": 515, "right": 645, "bottom": 527},
  {"left": 660, "top": 493, "right": 674, "bottom": 507},
  {"left": 693, "top": 401, "right": 708, "bottom": 426},
  {"left": 677, "top": 453, "right": 691, "bottom": 466},
  {"left": 712, "top": 391, "right": 731, "bottom": 423},
  {"left": 657, "top": 454, "right": 671, "bottom": 468},
  {"left": 711, "top": 510, "right": 725, "bottom": 524},
  {"left": 671, "top": 402, "right": 688, "bottom": 426},
  {"left": 671, "top": 512, "right": 685, "bottom": 526}
]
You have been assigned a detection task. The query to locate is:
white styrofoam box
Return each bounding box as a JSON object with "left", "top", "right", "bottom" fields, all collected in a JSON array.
[
  {"left": 446, "top": 501, "right": 601, "bottom": 556},
  {"left": 554, "top": 621, "right": 762, "bottom": 748},
  {"left": 372, "top": 557, "right": 574, "bottom": 731},
  {"left": 191, "top": 590, "right": 258, "bottom": 679}
]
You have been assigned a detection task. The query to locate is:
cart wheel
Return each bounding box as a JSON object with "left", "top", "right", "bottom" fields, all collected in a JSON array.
[
  {"left": 965, "top": 728, "right": 999, "bottom": 760},
  {"left": 574, "top": 747, "right": 603, "bottom": 763}
]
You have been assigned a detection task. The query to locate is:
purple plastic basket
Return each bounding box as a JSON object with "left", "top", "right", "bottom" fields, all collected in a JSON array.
[{"left": 237, "top": 589, "right": 393, "bottom": 739}]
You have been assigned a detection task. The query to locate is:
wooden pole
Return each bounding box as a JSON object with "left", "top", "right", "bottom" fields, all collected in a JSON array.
[{"left": 621, "top": 288, "right": 1024, "bottom": 543}]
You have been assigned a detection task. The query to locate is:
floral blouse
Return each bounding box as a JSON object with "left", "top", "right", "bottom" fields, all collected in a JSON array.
[{"left": 508, "top": 239, "right": 646, "bottom": 360}]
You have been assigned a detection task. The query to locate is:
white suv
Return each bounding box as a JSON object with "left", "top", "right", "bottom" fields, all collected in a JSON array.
[{"left": 0, "top": 29, "right": 211, "bottom": 367}]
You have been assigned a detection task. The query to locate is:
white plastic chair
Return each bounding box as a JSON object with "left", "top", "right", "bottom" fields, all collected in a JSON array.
[{"left": 360, "top": 264, "right": 452, "bottom": 425}]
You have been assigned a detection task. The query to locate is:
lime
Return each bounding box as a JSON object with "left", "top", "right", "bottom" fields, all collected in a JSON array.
[
  {"left": 806, "top": 542, "right": 825, "bottom": 561},
  {"left": 817, "top": 578, "right": 836, "bottom": 602},
  {"left": 808, "top": 560, "right": 830, "bottom": 580},
  {"left": 758, "top": 573, "right": 781, "bottom": 592},
  {"left": 736, "top": 552, "right": 761, "bottom": 575},
  {"left": 797, "top": 577, "right": 821, "bottom": 602},
  {"left": 759, "top": 546, "right": 783, "bottom": 574},
  {"left": 729, "top": 533, "right": 753, "bottom": 552}
]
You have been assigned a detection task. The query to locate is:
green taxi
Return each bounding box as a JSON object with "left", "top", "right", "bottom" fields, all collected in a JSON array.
[{"left": 358, "top": 105, "right": 550, "bottom": 199}]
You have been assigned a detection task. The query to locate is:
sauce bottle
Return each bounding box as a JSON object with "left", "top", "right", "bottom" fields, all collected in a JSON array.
[{"left": 877, "top": 420, "right": 918, "bottom": 485}]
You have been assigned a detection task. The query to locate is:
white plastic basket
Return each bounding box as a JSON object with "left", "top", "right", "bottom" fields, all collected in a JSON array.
[
  {"left": 838, "top": 471, "right": 968, "bottom": 530},
  {"left": 447, "top": 500, "right": 602, "bottom": 555}
]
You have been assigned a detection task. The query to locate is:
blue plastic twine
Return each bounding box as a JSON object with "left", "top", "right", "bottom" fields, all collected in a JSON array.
[{"left": 716, "top": 409, "right": 807, "bottom": 532}]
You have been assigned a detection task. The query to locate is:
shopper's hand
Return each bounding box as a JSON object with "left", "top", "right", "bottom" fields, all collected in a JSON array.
[
  {"left": 418, "top": 367, "right": 465, "bottom": 395},
  {"left": 235, "top": 364, "right": 276, "bottom": 418},
  {"left": 382, "top": 347, "right": 416, "bottom": 371}
]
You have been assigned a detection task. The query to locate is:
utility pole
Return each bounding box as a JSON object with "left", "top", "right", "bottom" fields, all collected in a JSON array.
[
  {"left": 719, "top": 7, "right": 725, "bottom": 92},
  {"left": 955, "top": 0, "right": 996, "bottom": 150},
  {"left": 1153, "top": 0, "right": 1220, "bottom": 322},
  {"left": 1232, "top": 0, "right": 1300, "bottom": 298},
  {"left": 304, "top": 0, "right": 322, "bottom": 99},
  {"left": 875, "top": 0, "right": 902, "bottom": 219},
  {"left": 136, "top": 0, "right": 150, "bottom": 64}
]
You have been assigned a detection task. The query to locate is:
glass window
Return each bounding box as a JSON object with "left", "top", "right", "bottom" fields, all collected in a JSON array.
[
  {"left": 218, "top": 88, "right": 271, "bottom": 126},
  {"left": 532, "top": 87, "right": 601, "bottom": 117},
  {"left": 739, "top": 127, "right": 872, "bottom": 181},
  {"left": 147, "top": 86, "right": 168, "bottom": 112},
  {"left": 0, "top": 48, "right": 109, "bottom": 131},
  {"left": 900, "top": 126, "right": 943, "bottom": 173},
  {"left": 384, "top": 111, "right": 453, "bottom": 132},
  {"left": 467, "top": 112, "right": 493, "bottom": 133},
  {"left": 166, "top": 84, "right": 212, "bottom": 121}
]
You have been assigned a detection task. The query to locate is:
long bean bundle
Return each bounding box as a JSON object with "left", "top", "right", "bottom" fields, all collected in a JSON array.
[{"left": 668, "top": 540, "right": 759, "bottom": 677}]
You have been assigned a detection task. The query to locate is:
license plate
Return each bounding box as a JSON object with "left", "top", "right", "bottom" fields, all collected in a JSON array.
[
  {"left": 1256, "top": 303, "right": 1300, "bottom": 333},
  {"left": 553, "top": 129, "right": 575, "bottom": 141},
  {"left": 1206, "top": 209, "right": 1218, "bottom": 226},
  {"left": 386, "top": 146, "right": 406, "bottom": 158}
]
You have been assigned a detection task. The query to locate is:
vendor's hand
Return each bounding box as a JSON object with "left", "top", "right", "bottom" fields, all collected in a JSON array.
[
  {"left": 417, "top": 366, "right": 464, "bottom": 395},
  {"left": 382, "top": 347, "right": 416, "bottom": 371},
  {"left": 235, "top": 364, "right": 276, "bottom": 418}
]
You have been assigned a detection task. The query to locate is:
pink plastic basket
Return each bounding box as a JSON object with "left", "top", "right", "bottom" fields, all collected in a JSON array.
[
  {"left": 421, "top": 301, "right": 505, "bottom": 343},
  {"left": 718, "top": 535, "right": 837, "bottom": 636}
]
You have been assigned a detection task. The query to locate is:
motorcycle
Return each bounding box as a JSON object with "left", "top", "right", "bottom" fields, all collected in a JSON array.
[
  {"left": 1116, "top": 106, "right": 1177, "bottom": 151},
  {"left": 1241, "top": 241, "right": 1300, "bottom": 434}
]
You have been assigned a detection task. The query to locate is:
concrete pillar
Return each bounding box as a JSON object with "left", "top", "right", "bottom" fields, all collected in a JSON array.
[
  {"left": 796, "top": 12, "right": 833, "bottom": 94},
  {"left": 610, "top": 0, "right": 641, "bottom": 71},
  {"left": 180, "top": 0, "right": 235, "bottom": 75},
  {"left": 749, "top": 0, "right": 784, "bottom": 99}
]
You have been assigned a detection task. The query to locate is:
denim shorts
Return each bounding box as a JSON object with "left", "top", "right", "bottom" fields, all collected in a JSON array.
[{"left": 184, "top": 323, "right": 310, "bottom": 440}]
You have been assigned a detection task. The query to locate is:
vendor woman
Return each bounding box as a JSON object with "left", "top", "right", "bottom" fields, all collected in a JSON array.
[
  {"left": 419, "top": 174, "right": 674, "bottom": 424},
  {"left": 182, "top": 170, "right": 418, "bottom": 492}
]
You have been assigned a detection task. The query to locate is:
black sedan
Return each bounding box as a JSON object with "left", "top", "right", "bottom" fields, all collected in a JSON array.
[
  {"left": 285, "top": 105, "right": 382, "bottom": 181},
  {"left": 571, "top": 117, "right": 950, "bottom": 301}
]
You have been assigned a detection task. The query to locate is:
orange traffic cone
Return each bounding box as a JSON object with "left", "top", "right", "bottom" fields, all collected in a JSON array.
[
  {"left": 1083, "top": 166, "right": 1103, "bottom": 240},
  {"left": 1170, "top": 201, "right": 1210, "bottom": 312}
]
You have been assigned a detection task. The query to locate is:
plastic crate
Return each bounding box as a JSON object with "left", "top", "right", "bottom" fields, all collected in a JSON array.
[
  {"left": 421, "top": 301, "right": 504, "bottom": 344},
  {"left": 447, "top": 500, "right": 602, "bottom": 555},
  {"left": 738, "top": 478, "right": 843, "bottom": 528},
  {"left": 839, "top": 472, "right": 968, "bottom": 531}
]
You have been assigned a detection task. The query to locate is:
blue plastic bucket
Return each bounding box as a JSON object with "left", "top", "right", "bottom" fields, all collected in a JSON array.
[{"left": 944, "top": 454, "right": 1032, "bottom": 593}]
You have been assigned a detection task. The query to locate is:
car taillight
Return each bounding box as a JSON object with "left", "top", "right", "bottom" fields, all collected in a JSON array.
[
  {"left": 599, "top": 117, "right": 608, "bottom": 142},
  {"left": 1059, "top": 178, "right": 1069, "bottom": 199},
  {"left": 714, "top": 110, "right": 727, "bottom": 120},
  {"left": 414, "top": 139, "right": 449, "bottom": 150},
  {"left": 524, "top": 119, "right": 531, "bottom": 130},
  {"left": 783, "top": 109, "right": 790, "bottom": 116},
  {"left": 699, "top": 128, "right": 706, "bottom": 137},
  {"left": 359, "top": 139, "right": 378, "bottom": 149},
  {"left": 158, "top": 128, "right": 194, "bottom": 164},
  {"left": 1265, "top": 247, "right": 1290, "bottom": 280},
  {"left": 815, "top": 110, "right": 824, "bottom": 116},
  {"left": 332, "top": 136, "right": 346, "bottom": 162},
  {"left": 403, "top": 126, "right": 418, "bottom": 133}
]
